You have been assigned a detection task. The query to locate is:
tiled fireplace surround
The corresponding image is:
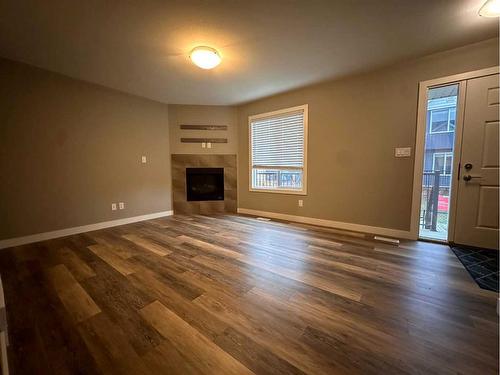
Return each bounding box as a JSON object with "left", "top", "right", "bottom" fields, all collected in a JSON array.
[{"left": 171, "top": 154, "right": 237, "bottom": 214}]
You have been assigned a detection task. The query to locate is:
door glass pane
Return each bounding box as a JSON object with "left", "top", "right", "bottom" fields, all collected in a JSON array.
[
  {"left": 433, "top": 154, "right": 445, "bottom": 172},
  {"left": 419, "top": 84, "right": 458, "bottom": 241},
  {"left": 449, "top": 108, "right": 456, "bottom": 130},
  {"left": 445, "top": 154, "right": 453, "bottom": 175},
  {"left": 430, "top": 109, "right": 449, "bottom": 132}
]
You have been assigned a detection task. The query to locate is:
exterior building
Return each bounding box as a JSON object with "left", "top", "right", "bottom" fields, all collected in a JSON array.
[{"left": 423, "top": 94, "right": 457, "bottom": 197}]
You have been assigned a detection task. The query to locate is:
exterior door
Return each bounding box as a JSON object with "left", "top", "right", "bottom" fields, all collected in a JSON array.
[{"left": 453, "top": 74, "right": 499, "bottom": 249}]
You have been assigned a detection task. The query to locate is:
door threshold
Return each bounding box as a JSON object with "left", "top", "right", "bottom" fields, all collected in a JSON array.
[{"left": 418, "top": 237, "right": 449, "bottom": 245}]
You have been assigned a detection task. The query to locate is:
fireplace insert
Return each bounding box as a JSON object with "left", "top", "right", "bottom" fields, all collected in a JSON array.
[{"left": 186, "top": 168, "right": 224, "bottom": 201}]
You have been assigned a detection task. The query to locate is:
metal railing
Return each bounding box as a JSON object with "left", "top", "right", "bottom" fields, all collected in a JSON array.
[
  {"left": 253, "top": 170, "right": 302, "bottom": 189},
  {"left": 421, "top": 170, "right": 441, "bottom": 231}
]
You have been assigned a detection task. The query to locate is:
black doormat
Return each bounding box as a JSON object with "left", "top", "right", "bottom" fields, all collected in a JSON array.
[{"left": 451, "top": 245, "right": 499, "bottom": 292}]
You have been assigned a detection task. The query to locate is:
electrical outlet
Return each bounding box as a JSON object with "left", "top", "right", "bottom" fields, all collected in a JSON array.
[
  {"left": 119, "top": 202, "right": 125, "bottom": 210},
  {"left": 207, "top": 142, "right": 212, "bottom": 149},
  {"left": 298, "top": 199, "right": 303, "bottom": 207},
  {"left": 111, "top": 203, "right": 117, "bottom": 211},
  {"left": 201, "top": 142, "right": 206, "bottom": 148},
  {"left": 141, "top": 156, "right": 147, "bottom": 163}
]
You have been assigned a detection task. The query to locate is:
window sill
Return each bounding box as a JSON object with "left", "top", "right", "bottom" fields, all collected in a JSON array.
[{"left": 249, "top": 188, "right": 307, "bottom": 196}]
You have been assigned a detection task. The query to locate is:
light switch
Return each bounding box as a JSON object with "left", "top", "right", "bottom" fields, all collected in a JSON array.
[
  {"left": 395, "top": 147, "right": 411, "bottom": 158},
  {"left": 111, "top": 203, "right": 117, "bottom": 211},
  {"left": 119, "top": 202, "right": 125, "bottom": 210},
  {"left": 202, "top": 142, "right": 206, "bottom": 148},
  {"left": 207, "top": 142, "right": 212, "bottom": 149},
  {"left": 141, "top": 156, "right": 147, "bottom": 163}
]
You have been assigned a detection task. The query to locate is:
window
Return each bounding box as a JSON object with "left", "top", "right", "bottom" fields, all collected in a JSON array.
[
  {"left": 429, "top": 107, "right": 456, "bottom": 133},
  {"left": 249, "top": 105, "right": 308, "bottom": 194},
  {"left": 432, "top": 152, "right": 453, "bottom": 176}
]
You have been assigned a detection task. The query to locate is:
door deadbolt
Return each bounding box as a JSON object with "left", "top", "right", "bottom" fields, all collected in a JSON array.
[{"left": 464, "top": 163, "right": 473, "bottom": 170}]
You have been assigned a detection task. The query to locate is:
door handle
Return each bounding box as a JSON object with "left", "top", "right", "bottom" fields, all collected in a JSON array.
[{"left": 463, "top": 175, "right": 481, "bottom": 181}]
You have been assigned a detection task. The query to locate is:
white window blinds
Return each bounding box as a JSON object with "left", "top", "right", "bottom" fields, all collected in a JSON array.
[
  {"left": 251, "top": 110, "right": 305, "bottom": 169},
  {"left": 249, "top": 105, "right": 307, "bottom": 193}
]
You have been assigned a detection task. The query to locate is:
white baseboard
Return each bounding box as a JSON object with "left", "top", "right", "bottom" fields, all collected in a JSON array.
[
  {"left": 0, "top": 210, "right": 174, "bottom": 250},
  {"left": 237, "top": 208, "right": 415, "bottom": 240}
]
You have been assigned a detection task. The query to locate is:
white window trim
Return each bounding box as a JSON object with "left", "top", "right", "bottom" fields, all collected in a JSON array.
[
  {"left": 248, "top": 104, "right": 308, "bottom": 195},
  {"left": 429, "top": 107, "right": 456, "bottom": 134},
  {"left": 432, "top": 152, "right": 453, "bottom": 176}
]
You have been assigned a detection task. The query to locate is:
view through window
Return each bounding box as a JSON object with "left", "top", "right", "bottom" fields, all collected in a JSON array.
[{"left": 419, "top": 84, "right": 458, "bottom": 241}]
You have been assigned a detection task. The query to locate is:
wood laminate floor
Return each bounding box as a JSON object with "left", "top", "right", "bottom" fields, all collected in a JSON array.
[{"left": 0, "top": 214, "right": 497, "bottom": 374}]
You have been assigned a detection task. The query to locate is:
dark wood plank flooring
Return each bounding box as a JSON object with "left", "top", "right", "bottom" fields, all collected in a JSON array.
[{"left": 0, "top": 214, "right": 497, "bottom": 374}]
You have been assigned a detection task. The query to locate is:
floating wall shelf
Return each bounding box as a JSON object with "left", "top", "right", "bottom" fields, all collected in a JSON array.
[
  {"left": 180, "top": 138, "right": 228, "bottom": 144},
  {"left": 180, "top": 124, "right": 228, "bottom": 131}
]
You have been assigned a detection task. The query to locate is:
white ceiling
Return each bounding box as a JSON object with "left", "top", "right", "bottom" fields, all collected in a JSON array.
[{"left": 0, "top": 0, "right": 497, "bottom": 105}]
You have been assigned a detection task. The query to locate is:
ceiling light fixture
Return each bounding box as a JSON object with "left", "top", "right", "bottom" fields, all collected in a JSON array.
[
  {"left": 189, "top": 46, "right": 221, "bottom": 69},
  {"left": 479, "top": 0, "right": 500, "bottom": 17}
]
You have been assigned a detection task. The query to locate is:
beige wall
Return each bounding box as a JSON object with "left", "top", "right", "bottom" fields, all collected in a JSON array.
[
  {"left": 237, "top": 38, "right": 499, "bottom": 232},
  {"left": 169, "top": 104, "right": 238, "bottom": 155},
  {"left": 1, "top": 37, "right": 497, "bottom": 240},
  {"left": 0, "top": 58, "right": 171, "bottom": 240}
]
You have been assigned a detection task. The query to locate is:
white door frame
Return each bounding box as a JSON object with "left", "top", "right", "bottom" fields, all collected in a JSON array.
[{"left": 410, "top": 66, "right": 500, "bottom": 241}]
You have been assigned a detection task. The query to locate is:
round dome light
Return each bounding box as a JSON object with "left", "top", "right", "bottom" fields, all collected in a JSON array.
[
  {"left": 190, "top": 46, "right": 221, "bottom": 69},
  {"left": 479, "top": 0, "right": 500, "bottom": 17}
]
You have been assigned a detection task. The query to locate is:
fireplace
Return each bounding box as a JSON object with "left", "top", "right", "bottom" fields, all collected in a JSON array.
[
  {"left": 172, "top": 154, "right": 236, "bottom": 213},
  {"left": 186, "top": 168, "right": 224, "bottom": 201}
]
